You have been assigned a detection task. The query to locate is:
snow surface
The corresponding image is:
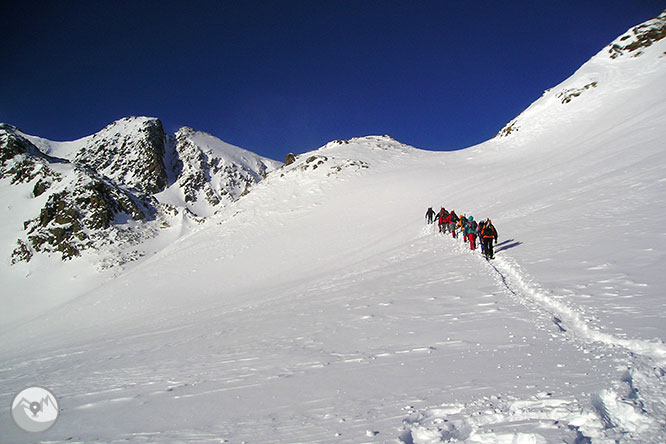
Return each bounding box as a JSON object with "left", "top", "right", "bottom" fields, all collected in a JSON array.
[{"left": 1, "top": 15, "right": 666, "bottom": 444}]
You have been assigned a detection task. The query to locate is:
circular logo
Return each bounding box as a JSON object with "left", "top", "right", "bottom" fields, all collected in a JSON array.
[{"left": 11, "top": 386, "right": 59, "bottom": 432}]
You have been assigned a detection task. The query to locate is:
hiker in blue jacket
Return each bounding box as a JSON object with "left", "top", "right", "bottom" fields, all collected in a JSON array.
[
  {"left": 465, "top": 216, "right": 478, "bottom": 250},
  {"left": 477, "top": 219, "right": 486, "bottom": 253}
]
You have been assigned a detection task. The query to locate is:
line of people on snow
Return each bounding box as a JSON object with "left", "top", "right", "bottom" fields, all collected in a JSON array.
[{"left": 425, "top": 207, "right": 498, "bottom": 260}]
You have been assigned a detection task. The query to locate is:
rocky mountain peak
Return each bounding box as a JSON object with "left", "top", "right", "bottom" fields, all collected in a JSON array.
[
  {"left": 74, "top": 117, "right": 168, "bottom": 195},
  {"left": 165, "top": 126, "right": 280, "bottom": 216}
]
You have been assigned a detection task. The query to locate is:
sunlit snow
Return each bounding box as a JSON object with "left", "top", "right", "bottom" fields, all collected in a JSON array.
[{"left": 1, "top": 14, "right": 665, "bottom": 444}]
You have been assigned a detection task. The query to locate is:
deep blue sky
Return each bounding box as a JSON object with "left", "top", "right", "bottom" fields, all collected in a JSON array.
[{"left": 1, "top": 1, "right": 664, "bottom": 160}]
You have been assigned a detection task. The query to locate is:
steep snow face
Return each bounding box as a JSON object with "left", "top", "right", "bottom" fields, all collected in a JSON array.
[
  {"left": 1, "top": 13, "right": 666, "bottom": 444},
  {"left": 157, "top": 127, "right": 281, "bottom": 217}
]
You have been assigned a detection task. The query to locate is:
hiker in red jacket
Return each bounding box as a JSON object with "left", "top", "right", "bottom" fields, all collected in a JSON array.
[
  {"left": 448, "top": 211, "right": 459, "bottom": 238},
  {"left": 465, "top": 216, "right": 478, "bottom": 250},
  {"left": 437, "top": 208, "right": 449, "bottom": 233}
]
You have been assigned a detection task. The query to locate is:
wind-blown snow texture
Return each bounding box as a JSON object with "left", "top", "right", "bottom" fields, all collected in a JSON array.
[{"left": 1, "top": 11, "right": 666, "bottom": 444}]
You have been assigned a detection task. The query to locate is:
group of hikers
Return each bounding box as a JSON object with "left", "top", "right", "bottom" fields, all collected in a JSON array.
[{"left": 425, "top": 207, "right": 498, "bottom": 260}]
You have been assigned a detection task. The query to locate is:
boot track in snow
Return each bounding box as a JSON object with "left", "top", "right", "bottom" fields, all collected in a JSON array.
[{"left": 401, "top": 228, "right": 666, "bottom": 444}]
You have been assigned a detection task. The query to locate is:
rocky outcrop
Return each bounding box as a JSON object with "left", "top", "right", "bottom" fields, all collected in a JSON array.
[
  {"left": 556, "top": 82, "right": 598, "bottom": 104},
  {"left": 284, "top": 153, "right": 297, "bottom": 165},
  {"left": 0, "top": 125, "right": 66, "bottom": 187},
  {"left": 608, "top": 10, "right": 666, "bottom": 59},
  {"left": 1, "top": 125, "right": 152, "bottom": 262}
]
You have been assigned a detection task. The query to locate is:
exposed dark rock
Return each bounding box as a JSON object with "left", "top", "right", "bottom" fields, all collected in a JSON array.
[
  {"left": 285, "top": 153, "right": 297, "bottom": 165},
  {"left": 557, "top": 82, "right": 598, "bottom": 104},
  {"left": 495, "top": 120, "right": 519, "bottom": 138},
  {"left": 608, "top": 11, "right": 666, "bottom": 59},
  {"left": 0, "top": 131, "right": 28, "bottom": 164},
  {"left": 11, "top": 240, "right": 32, "bottom": 265},
  {"left": 21, "top": 175, "right": 150, "bottom": 261},
  {"left": 33, "top": 179, "right": 51, "bottom": 197}
]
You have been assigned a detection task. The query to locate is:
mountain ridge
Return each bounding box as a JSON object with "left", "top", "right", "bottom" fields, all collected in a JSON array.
[
  {"left": 495, "top": 10, "right": 666, "bottom": 142},
  {"left": 0, "top": 117, "right": 281, "bottom": 267}
]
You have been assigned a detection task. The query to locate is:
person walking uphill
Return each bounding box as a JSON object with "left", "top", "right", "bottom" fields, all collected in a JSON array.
[
  {"left": 481, "top": 219, "right": 498, "bottom": 259},
  {"left": 448, "top": 211, "right": 459, "bottom": 237},
  {"left": 438, "top": 208, "right": 449, "bottom": 233},
  {"left": 458, "top": 216, "right": 468, "bottom": 243},
  {"left": 425, "top": 207, "right": 436, "bottom": 224},
  {"left": 466, "top": 216, "right": 478, "bottom": 250},
  {"left": 477, "top": 219, "right": 486, "bottom": 254}
]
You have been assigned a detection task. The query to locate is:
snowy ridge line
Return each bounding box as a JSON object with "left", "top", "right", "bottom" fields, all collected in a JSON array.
[{"left": 483, "top": 253, "right": 666, "bottom": 364}]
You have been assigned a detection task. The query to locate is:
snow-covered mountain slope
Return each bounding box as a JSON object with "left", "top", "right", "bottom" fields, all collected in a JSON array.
[
  {"left": 495, "top": 10, "right": 666, "bottom": 143},
  {"left": 0, "top": 117, "right": 280, "bottom": 325},
  {"left": 1, "top": 11, "right": 666, "bottom": 444}
]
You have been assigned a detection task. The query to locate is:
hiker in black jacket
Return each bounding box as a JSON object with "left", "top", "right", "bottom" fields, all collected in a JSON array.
[
  {"left": 425, "top": 207, "right": 436, "bottom": 224},
  {"left": 481, "top": 219, "right": 498, "bottom": 259}
]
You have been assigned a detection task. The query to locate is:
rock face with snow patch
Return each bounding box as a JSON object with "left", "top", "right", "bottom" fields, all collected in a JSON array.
[
  {"left": 607, "top": 10, "right": 666, "bottom": 59},
  {"left": 72, "top": 117, "right": 168, "bottom": 194},
  {"left": 1, "top": 122, "right": 156, "bottom": 263}
]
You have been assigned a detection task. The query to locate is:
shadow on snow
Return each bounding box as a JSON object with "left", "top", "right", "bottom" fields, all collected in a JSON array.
[{"left": 495, "top": 239, "right": 523, "bottom": 253}]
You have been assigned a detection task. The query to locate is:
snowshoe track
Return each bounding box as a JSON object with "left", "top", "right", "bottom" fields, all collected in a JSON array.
[{"left": 401, "top": 232, "right": 666, "bottom": 444}]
